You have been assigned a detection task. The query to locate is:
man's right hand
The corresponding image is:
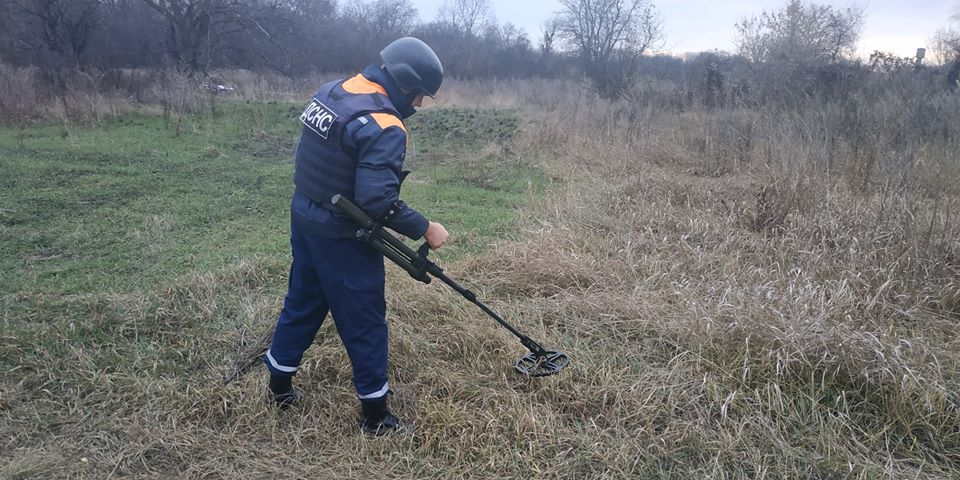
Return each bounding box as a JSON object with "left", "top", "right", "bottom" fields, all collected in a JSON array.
[{"left": 424, "top": 221, "right": 449, "bottom": 250}]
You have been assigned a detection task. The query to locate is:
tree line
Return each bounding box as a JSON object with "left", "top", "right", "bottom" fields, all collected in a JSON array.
[
  {"left": 1, "top": 0, "right": 958, "bottom": 99},
  {"left": 0, "top": 0, "right": 549, "bottom": 79}
]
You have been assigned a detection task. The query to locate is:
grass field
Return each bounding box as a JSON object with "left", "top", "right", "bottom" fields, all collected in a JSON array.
[
  {"left": 0, "top": 101, "right": 550, "bottom": 478},
  {"left": 0, "top": 102, "right": 539, "bottom": 295},
  {"left": 2, "top": 80, "right": 960, "bottom": 479}
]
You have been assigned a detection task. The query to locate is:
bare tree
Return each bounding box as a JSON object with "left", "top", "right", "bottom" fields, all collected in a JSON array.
[
  {"left": 735, "top": 0, "right": 864, "bottom": 67},
  {"left": 437, "top": 0, "right": 495, "bottom": 38},
  {"left": 141, "top": 0, "right": 225, "bottom": 72},
  {"left": 0, "top": 0, "right": 554, "bottom": 80},
  {"left": 142, "top": 0, "right": 281, "bottom": 74},
  {"left": 540, "top": 19, "right": 558, "bottom": 56},
  {"left": 931, "top": 29, "right": 959, "bottom": 67},
  {"left": 7, "top": 0, "right": 101, "bottom": 67},
  {"left": 554, "top": 0, "right": 664, "bottom": 97},
  {"left": 344, "top": 0, "right": 418, "bottom": 44},
  {"left": 267, "top": 0, "right": 339, "bottom": 73},
  {"left": 930, "top": 7, "right": 960, "bottom": 65},
  {"left": 733, "top": 0, "right": 866, "bottom": 104},
  {"left": 140, "top": 0, "right": 297, "bottom": 74}
]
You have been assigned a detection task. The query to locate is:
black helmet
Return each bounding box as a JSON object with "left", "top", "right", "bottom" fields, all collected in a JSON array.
[{"left": 380, "top": 37, "right": 443, "bottom": 97}]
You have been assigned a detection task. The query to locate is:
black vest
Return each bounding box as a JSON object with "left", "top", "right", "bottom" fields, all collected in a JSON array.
[{"left": 293, "top": 79, "right": 401, "bottom": 207}]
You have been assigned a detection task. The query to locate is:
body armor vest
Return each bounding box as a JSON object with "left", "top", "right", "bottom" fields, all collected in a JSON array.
[{"left": 293, "top": 79, "right": 401, "bottom": 207}]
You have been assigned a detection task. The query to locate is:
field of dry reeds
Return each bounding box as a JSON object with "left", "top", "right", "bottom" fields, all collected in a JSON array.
[
  {"left": 432, "top": 75, "right": 960, "bottom": 477},
  {"left": 2, "top": 66, "right": 960, "bottom": 478}
]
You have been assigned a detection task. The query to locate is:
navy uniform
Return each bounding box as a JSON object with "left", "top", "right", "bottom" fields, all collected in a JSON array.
[{"left": 265, "top": 37, "right": 443, "bottom": 436}]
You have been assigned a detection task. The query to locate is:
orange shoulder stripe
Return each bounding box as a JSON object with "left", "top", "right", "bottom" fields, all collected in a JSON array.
[
  {"left": 341, "top": 74, "right": 388, "bottom": 96},
  {"left": 370, "top": 112, "right": 406, "bottom": 133}
]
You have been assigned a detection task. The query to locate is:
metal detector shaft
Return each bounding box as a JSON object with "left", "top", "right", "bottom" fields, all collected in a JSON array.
[
  {"left": 428, "top": 269, "right": 547, "bottom": 355},
  {"left": 331, "top": 194, "right": 548, "bottom": 356}
]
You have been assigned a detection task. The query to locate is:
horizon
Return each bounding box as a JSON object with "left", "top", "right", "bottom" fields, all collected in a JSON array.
[{"left": 407, "top": 0, "right": 958, "bottom": 60}]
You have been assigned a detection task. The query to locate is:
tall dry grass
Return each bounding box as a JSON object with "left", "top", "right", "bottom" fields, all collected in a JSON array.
[
  {"left": 0, "top": 64, "right": 340, "bottom": 127},
  {"left": 433, "top": 73, "right": 960, "bottom": 475},
  {"left": 456, "top": 76, "right": 960, "bottom": 476},
  {"left": 3, "top": 69, "right": 960, "bottom": 478}
]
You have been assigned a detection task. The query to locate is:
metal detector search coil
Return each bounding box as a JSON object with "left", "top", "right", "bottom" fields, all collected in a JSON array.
[
  {"left": 516, "top": 351, "right": 571, "bottom": 377},
  {"left": 331, "top": 194, "right": 571, "bottom": 378}
]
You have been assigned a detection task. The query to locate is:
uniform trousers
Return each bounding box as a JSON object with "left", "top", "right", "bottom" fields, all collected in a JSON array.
[{"left": 265, "top": 220, "right": 389, "bottom": 399}]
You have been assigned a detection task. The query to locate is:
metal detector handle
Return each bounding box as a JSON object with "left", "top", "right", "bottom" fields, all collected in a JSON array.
[
  {"left": 333, "top": 194, "right": 434, "bottom": 284},
  {"left": 360, "top": 232, "right": 432, "bottom": 284},
  {"left": 332, "top": 195, "right": 423, "bottom": 260},
  {"left": 331, "top": 194, "right": 375, "bottom": 229}
]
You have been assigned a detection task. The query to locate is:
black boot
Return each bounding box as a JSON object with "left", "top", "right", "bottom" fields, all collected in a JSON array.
[
  {"left": 269, "top": 374, "right": 301, "bottom": 410},
  {"left": 360, "top": 396, "right": 408, "bottom": 436}
]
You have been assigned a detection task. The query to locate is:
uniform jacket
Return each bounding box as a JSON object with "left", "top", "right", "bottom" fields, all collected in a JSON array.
[{"left": 291, "top": 65, "right": 428, "bottom": 240}]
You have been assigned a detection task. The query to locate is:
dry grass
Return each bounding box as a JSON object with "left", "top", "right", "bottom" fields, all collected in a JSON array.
[
  {"left": 0, "top": 64, "right": 343, "bottom": 127},
  {"left": 469, "top": 84, "right": 960, "bottom": 476},
  {"left": 3, "top": 74, "right": 960, "bottom": 478}
]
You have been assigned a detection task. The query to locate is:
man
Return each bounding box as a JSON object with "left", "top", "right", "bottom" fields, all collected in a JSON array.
[{"left": 264, "top": 37, "right": 448, "bottom": 435}]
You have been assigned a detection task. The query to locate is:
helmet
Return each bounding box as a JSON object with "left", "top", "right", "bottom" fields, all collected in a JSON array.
[{"left": 380, "top": 37, "right": 443, "bottom": 97}]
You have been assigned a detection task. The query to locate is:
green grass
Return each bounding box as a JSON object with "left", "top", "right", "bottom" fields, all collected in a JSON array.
[
  {"left": 0, "top": 102, "right": 550, "bottom": 477},
  {"left": 3, "top": 83, "right": 959, "bottom": 479},
  {"left": 0, "top": 102, "right": 544, "bottom": 295},
  {"left": 404, "top": 107, "right": 544, "bottom": 255}
]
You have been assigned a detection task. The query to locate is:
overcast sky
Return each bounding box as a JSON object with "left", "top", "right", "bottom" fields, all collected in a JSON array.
[{"left": 408, "top": 0, "right": 958, "bottom": 58}]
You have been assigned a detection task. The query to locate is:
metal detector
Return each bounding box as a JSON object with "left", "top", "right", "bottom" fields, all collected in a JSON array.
[{"left": 332, "top": 195, "right": 571, "bottom": 377}]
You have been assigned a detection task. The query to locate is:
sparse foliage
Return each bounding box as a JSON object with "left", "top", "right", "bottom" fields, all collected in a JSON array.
[
  {"left": 141, "top": 0, "right": 296, "bottom": 74},
  {"left": 932, "top": 7, "right": 960, "bottom": 88},
  {"left": 337, "top": 0, "right": 420, "bottom": 64},
  {"left": 540, "top": 19, "right": 558, "bottom": 57},
  {"left": 732, "top": 0, "right": 865, "bottom": 104},
  {"left": 931, "top": 28, "right": 960, "bottom": 66},
  {"left": 3, "top": 0, "right": 101, "bottom": 67},
  {"left": 868, "top": 51, "right": 915, "bottom": 73},
  {"left": 553, "top": 0, "right": 664, "bottom": 97},
  {"left": 141, "top": 0, "right": 223, "bottom": 72},
  {"left": 437, "top": 0, "right": 495, "bottom": 38},
  {"left": 735, "top": 0, "right": 864, "bottom": 66},
  {"left": 343, "top": 0, "right": 418, "bottom": 44}
]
